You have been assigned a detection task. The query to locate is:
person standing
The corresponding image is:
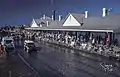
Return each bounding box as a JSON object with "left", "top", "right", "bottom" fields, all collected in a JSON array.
[
  {"left": 92, "top": 38, "right": 95, "bottom": 46},
  {"left": 0, "top": 43, "right": 3, "bottom": 57},
  {"left": 0, "top": 43, "right": 5, "bottom": 58},
  {"left": 4, "top": 45, "right": 9, "bottom": 57}
]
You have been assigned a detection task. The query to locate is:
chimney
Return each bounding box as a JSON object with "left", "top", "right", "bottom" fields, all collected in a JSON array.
[
  {"left": 47, "top": 21, "right": 49, "bottom": 26},
  {"left": 59, "top": 15, "right": 62, "bottom": 21},
  {"left": 107, "top": 8, "right": 112, "bottom": 15},
  {"left": 85, "top": 11, "right": 88, "bottom": 18},
  {"left": 52, "top": 15, "right": 54, "bottom": 20},
  {"left": 53, "top": 10, "right": 56, "bottom": 21},
  {"left": 43, "top": 14, "right": 46, "bottom": 19},
  {"left": 102, "top": 8, "right": 107, "bottom": 17}
]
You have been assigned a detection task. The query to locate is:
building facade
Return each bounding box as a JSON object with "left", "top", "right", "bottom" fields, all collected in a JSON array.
[{"left": 26, "top": 8, "right": 120, "bottom": 46}]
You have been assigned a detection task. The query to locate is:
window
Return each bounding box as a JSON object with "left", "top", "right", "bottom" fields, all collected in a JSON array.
[
  {"left": 5, "top": 40, "right": 12, "bottom": 44},
  {"left": 27, "top": 43, "right": 35, "bottom": 47}
]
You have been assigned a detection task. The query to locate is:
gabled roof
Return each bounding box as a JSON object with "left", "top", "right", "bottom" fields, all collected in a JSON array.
[
  {"left": 62, "top": 14, "right": 120, "bottom": 31},
  {"left": 82, "top": 14, "right": 120, "bottom": 31},
  {"left": 47, "top": 14, "right": 120, "bottom": 33},
  {"left": 48, "top": 20, "right": 65, "bottom": 29},
  {"left": 71, "top": 13, "right": 85, "bottom": 23},
  {"left": 34, "top": 18, "right": 53, "bottom": 27},
  {"left": 30, "top": 18, "right": 39, "bottom": 27},
  {"left": 63, "top": 13, "right": 85, "bottom": 24},
  {"left": 28, "top": 13, "right": 120, "bottom": 33}
]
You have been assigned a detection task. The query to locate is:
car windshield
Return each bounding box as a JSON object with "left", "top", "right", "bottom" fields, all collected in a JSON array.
[
  {"left": 5, "top": 40, "right": 12, "bottom": 44},
  {"left": 27, "top": 43, "right": 34, "bottom": 46}
]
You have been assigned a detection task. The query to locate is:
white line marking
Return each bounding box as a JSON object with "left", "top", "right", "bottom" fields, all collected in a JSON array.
[
  {"left": 17, "top": 53, "right": 41, "bottom": 77},
  {"left": 9, "top": 70, "right": 11, "bottom": 77}
]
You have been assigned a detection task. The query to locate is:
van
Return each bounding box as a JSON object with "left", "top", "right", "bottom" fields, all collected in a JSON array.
[{"left": 1, "top": 36, "right": 15, "bottom": 52}]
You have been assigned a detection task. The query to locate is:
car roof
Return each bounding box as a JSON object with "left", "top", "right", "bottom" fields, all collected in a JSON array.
[
  {"left": 24, "top": 40, "right": 34, "bottom": 43},
  {"left": 2, "top": 37, "right": 13, "bottom": 40}
]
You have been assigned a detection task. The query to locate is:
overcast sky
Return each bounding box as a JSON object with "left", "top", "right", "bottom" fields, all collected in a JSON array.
[{"left": 0, "top": 0, "right": 120, "bottom": 26}]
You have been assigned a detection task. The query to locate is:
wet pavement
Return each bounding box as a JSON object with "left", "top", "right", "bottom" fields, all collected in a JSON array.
[
  {"left": 16, "top": 40, "right": 120, "bottom": 77},
  {"left": 0, "top": 54, "right": 39, "bottom": 77}
]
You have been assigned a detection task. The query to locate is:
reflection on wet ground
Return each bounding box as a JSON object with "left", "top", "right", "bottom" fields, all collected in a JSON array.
[{"left": 17, "top": 41, "right": 120, "bottom": 77}]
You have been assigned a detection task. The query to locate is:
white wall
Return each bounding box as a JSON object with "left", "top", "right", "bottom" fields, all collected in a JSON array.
[
  {"left": 63, "top": 14, "right": 81, "bottom": 26},
  {"left": 31, "top": 19, "right": 39, "bottom": 27}
]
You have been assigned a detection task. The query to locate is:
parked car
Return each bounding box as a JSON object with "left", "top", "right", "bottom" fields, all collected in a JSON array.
[
  {"left": 24, "top": 40, "right": 37, "bottom": 53},
  {"left": 1, "top": 36, "right": 15, "bottom": 52}
]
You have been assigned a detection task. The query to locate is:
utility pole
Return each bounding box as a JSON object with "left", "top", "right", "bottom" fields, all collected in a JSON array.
[{"left": 51, "top": 0, "right": 56, "bottom": 21}]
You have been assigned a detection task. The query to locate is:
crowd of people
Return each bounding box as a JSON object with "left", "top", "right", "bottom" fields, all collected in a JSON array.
[
  {"left": 0, "top": 27, "right": 120, "bottom": 59},
  {"left": 24, "top": 30, "right": 120, "bottom": 58}
]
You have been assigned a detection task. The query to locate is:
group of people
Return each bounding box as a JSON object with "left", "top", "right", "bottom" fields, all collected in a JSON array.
[
  {"left": 0, "top": 43, "right": 10, "bottom": 58},
  {"left": 22, "top": 30, "right": 120, "bottom": 57},
  {"left": 24, "top": 31, "right": 113, "bottom": 46}
]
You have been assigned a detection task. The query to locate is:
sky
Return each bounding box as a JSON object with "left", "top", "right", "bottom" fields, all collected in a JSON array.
[{"left": 0, "top": 0, "right": 120, "bottom": 26}]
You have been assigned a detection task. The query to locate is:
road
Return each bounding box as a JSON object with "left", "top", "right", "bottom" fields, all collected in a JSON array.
[
  {"left": 0, "top": 51, "right": 39, "bottom": 77},
  {"left": 15, "top": 40, "right": 120, "bottom": 77}
]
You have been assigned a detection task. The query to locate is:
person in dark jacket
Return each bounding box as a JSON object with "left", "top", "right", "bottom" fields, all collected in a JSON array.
[
  {"left": 0, "top": 43, "right": 4, "bottom": 57},
  {"left": 5, "top": 45, "right": 9, "bottom": 57}
]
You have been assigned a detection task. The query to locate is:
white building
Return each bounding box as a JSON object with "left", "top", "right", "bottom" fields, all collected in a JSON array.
[
  {"left": 30, "top": 15, "right": 53, "bottom": 28},
  {"left": 27, "top": 8, "right": 120, "bottom": 45}
]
